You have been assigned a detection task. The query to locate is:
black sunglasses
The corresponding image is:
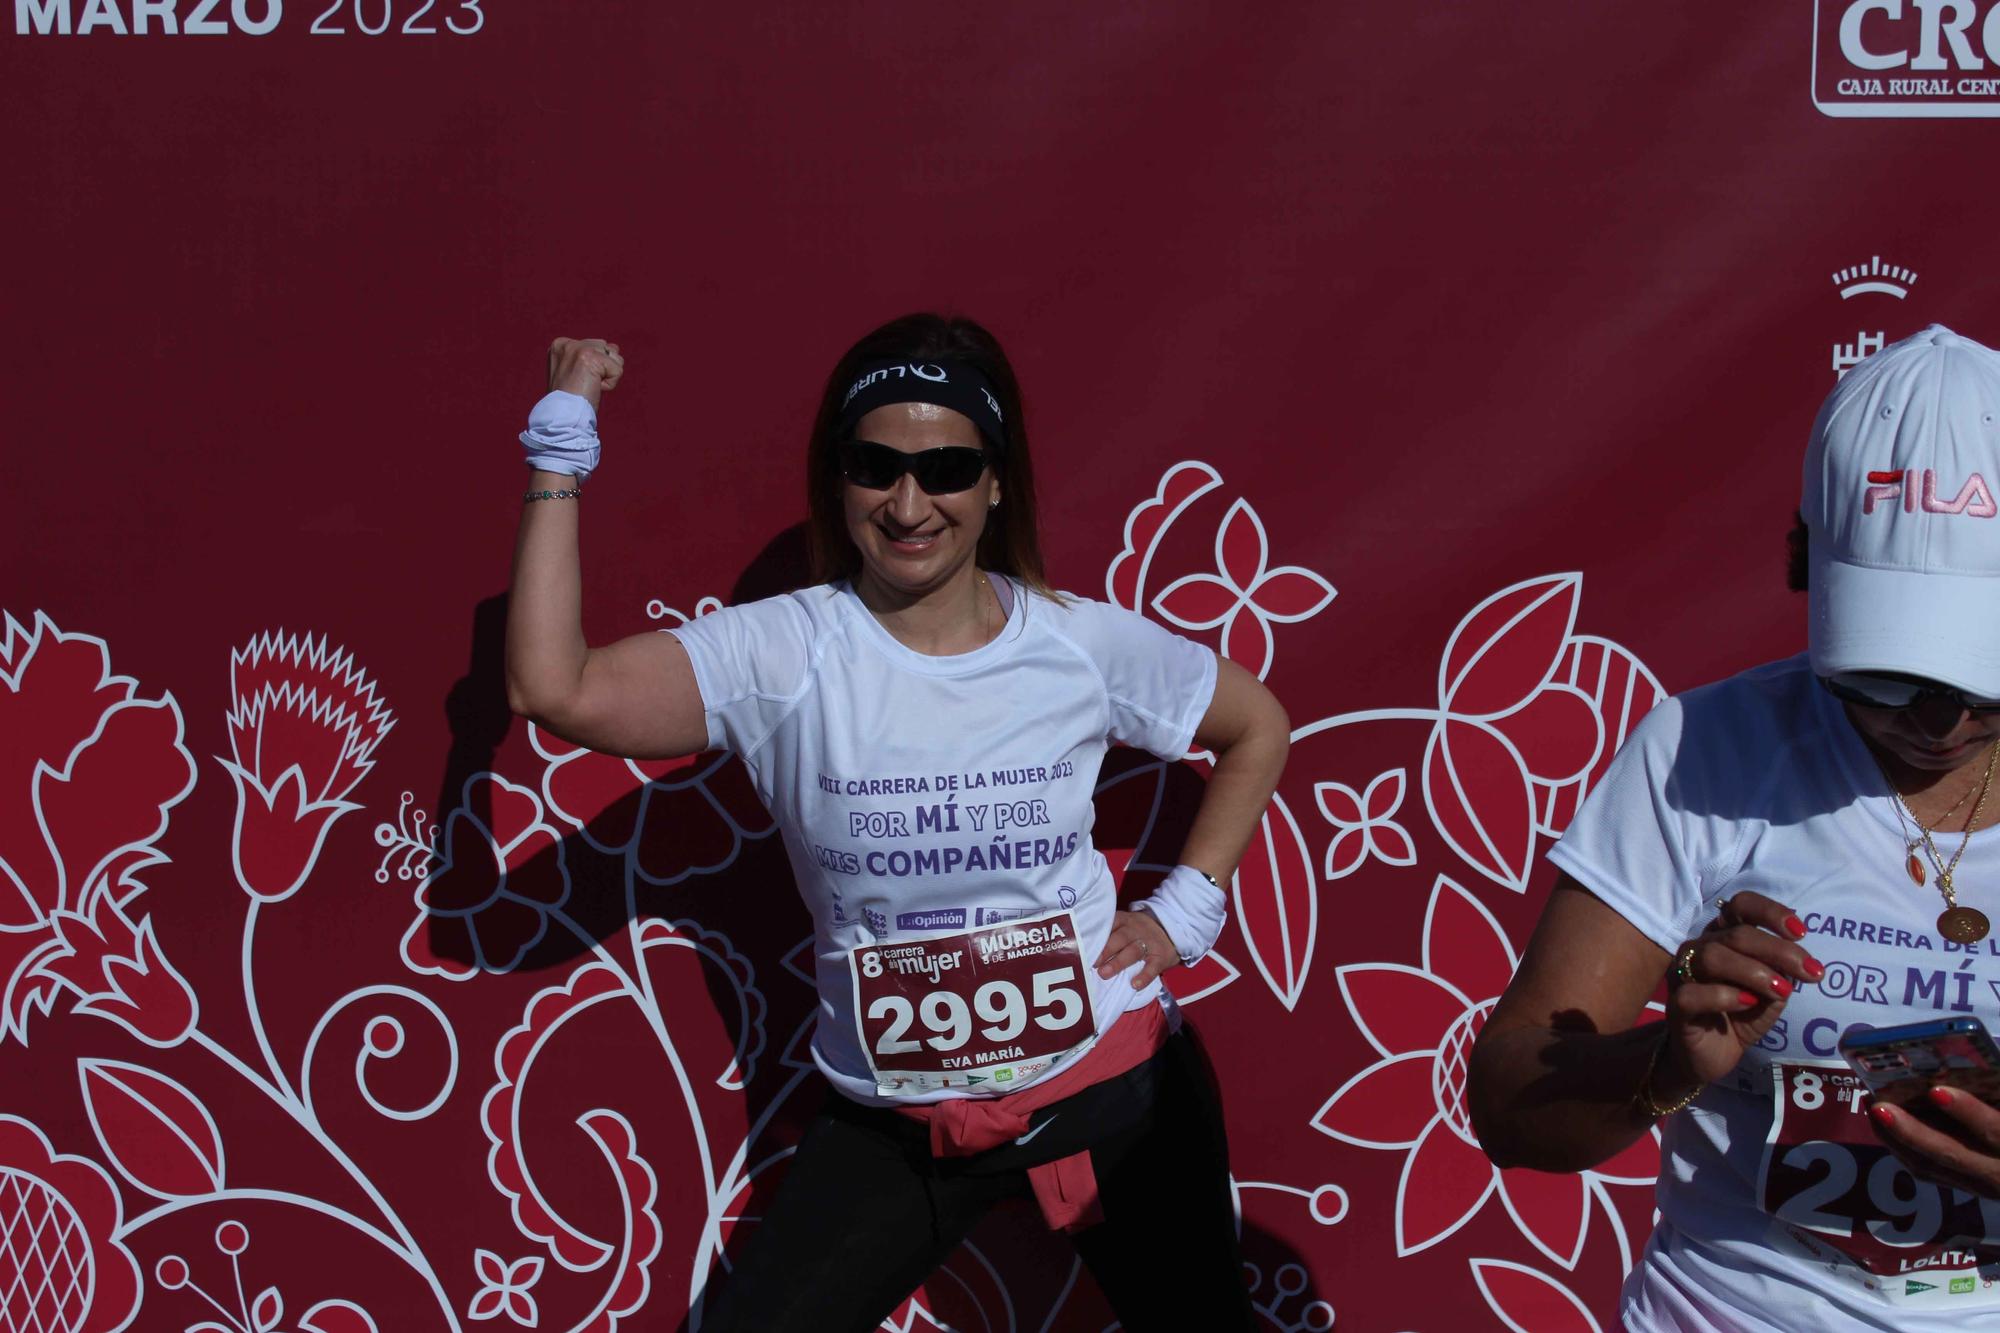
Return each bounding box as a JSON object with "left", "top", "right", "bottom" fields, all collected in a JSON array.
[
  {"left": 1819, "top": 671, "right": 2000, "bottom": 715},
  {"left": 837, "top": 440, "right": 991, "bottom": 495}
]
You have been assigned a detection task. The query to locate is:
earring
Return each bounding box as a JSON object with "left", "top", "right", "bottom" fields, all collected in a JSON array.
[{"left": 988, "top": 499, "right": 999, "bottom": 510}]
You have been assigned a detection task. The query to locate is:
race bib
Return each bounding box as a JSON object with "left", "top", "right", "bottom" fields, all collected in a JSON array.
[
  {"left": 1759, "top": 1061, "right": 2000, "bottom": 1307},
  {"left": 848, "top": 906, "right": 1098, "bottom": 1096}
]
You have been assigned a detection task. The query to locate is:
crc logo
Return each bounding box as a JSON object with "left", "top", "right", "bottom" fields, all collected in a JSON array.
[{"left": 1813, "top": 0, "right": 2000, "bottom": 115}]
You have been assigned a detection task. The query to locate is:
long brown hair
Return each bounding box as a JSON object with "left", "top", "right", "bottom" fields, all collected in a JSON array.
[{"left": 806, "top": 313, "right": 1057, "bottom": 599}]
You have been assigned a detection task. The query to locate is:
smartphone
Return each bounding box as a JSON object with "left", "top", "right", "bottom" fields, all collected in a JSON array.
[{"left": 1837, "top": 1016, "right": 2000, "bottom": 1109}]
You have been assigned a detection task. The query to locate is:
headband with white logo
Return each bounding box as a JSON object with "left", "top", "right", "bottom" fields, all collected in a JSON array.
[{"left": 836, "top": 360, "right": 1007, "bottom": 451}]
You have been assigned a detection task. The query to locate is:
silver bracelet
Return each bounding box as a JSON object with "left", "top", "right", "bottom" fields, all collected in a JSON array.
[{"left": 524, "top": 486, "right": 583, "bottom": 503}]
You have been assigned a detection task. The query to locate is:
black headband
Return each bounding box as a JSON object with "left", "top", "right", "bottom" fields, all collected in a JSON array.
[{"left": 835, "top": 360, "right": 1007, "bottom": 451}]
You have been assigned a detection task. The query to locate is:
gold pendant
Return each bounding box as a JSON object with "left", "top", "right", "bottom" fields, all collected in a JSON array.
[{"left": 1939, "top": 905, "right": 1991, "bottom": 944}]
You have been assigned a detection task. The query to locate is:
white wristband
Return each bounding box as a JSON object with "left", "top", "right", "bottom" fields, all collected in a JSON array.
[
  {"left": 520, "top": 389, "right": 600, "bottom": 481},
  {"left": 1133, "top": 864, "right": 1228, "bottom": 965}
]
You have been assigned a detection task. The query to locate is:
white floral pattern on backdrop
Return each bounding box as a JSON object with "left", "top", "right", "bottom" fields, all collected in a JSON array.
[{"left": 1, "top": 462, "right": 1662, "bottom": 1332}]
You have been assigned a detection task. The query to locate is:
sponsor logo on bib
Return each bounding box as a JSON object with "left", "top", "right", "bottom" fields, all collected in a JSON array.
[{"left": 896, "top": 908, "right": 966, "bottom": 930}]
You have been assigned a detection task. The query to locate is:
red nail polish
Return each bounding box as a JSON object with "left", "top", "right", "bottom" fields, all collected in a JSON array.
[
  {"left": 1784, "top": 915, "right": 1807, "bottom": 938},
  {"left": 1870, "top": 1103, "right": 1896, "bottom": 1127},
  {"left": 1770, "top": 976, "right": 1793, "bottom": 998},
  {"left": 1930, "top": 1086, "right": 1956, "bottom": 1109},
  {"left": 1802, "top": 958, "right": 1826, "bottom": 982},
  {"left": 1738, "top": 990, "right": 1760, "bottom": 1008}
]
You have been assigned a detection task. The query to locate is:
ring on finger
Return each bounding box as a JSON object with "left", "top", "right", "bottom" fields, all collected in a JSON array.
[
  {"left": 1670, "top": 940, "right": 1699, "bottom": 986},
  {"left": 1138, "top": 939, "right": 1149, "bottom": 957}
]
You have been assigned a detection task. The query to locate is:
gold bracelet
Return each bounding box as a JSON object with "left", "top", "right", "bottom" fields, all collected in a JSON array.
[{"left": 1635, "top": 1033, "right": 1703, "bottom": 1118}]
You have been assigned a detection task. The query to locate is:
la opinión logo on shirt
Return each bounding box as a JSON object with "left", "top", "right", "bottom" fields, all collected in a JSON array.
[{"left": 896, "top": 908, "right": 967, "bottom": 931}]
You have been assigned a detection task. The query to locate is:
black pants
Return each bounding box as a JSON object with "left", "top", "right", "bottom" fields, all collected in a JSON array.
[{"left": 698, "top": 1024, "right": 1255, "bottom": 1332}]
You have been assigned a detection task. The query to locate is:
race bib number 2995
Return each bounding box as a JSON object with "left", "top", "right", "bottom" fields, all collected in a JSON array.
[{"left": 848, "top": 908, "right": 1097, "bottom": 1096}]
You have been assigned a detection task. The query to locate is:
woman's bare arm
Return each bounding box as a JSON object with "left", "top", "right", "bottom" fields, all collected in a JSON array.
[
  {"left": 503, "top": 339, "right": 711, "bottom": 760},
  {"left": 1093, "top": 655, "right": 1289, "bottom": 986},
  {"left": 504, "top": 471, "right": 711, "bottom": 758},
  {"left": 1468, "top": 877, "right": 1677, "bottom": 1171},
  {"left": 1471, "top": 877, "right": 1817, "bottom": 1170},
  {"left": 1179, "top": 656, "right": 1291, "bottom": 878}
]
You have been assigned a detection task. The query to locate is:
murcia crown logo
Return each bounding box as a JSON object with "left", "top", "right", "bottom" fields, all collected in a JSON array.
[{"left": 1832, "top": 256, "right": 1918, "bottom": 299}]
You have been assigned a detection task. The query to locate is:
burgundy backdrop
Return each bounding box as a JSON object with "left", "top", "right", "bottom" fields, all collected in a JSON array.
[{"left": 7, "top": 2, "right": 2000, "bottom": 1328}]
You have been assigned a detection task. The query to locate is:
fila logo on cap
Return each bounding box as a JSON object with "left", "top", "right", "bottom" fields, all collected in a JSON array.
[{"left": 1861, "top": 468, "right": 2000, "bottom": 517}]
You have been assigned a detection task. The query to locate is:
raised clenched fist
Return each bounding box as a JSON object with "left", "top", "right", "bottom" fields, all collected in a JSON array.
[{"left": 546, "top": 337, "right": 624, "bottom": 412}]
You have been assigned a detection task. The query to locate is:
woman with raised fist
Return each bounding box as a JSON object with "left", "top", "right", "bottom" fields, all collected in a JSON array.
[
  {"left": 1469, "top": 326, "right": 2000, "bottom": 1331},
  {"left": 505, "top": 313, "right": 1288, "bottom": 1332}
]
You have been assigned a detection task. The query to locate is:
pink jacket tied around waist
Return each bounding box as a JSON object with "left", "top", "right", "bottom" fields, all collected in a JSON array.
[{"left": 894, "top": 1002, "right": 1170, "bottom": 1233}]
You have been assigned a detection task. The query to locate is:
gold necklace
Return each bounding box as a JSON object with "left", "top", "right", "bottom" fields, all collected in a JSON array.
[
  {"left": 1926, "top": 764, "right": 1982, "bottom": 828},
  {"left": 1891, "top": 762, "right": 1983, "bottom": 885},
  {"left": 1879, "top": 741, "right": 1999, "bottom": 944}
]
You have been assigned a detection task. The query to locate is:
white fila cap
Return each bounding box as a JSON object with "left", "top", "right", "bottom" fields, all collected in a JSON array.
[{"left": 1805, "top": 324, "right": 2000, "bottom": 696}]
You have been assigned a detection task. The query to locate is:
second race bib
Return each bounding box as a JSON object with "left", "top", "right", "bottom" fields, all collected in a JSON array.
[
  {"left": 1758, "top": 1060, "right": 2000, "bottom": 1307},
  {"left": 848, "top": 906, "right": 1098, "bottom": 1096}
]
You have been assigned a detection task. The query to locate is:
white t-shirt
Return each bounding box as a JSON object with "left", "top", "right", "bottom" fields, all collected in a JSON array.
[
  {"left": 669, "top": 577, "right": 1218, "bottom": 1106},
  {"left": 1550, "top": 654, "right": 2000, "bottom": 1329}
]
